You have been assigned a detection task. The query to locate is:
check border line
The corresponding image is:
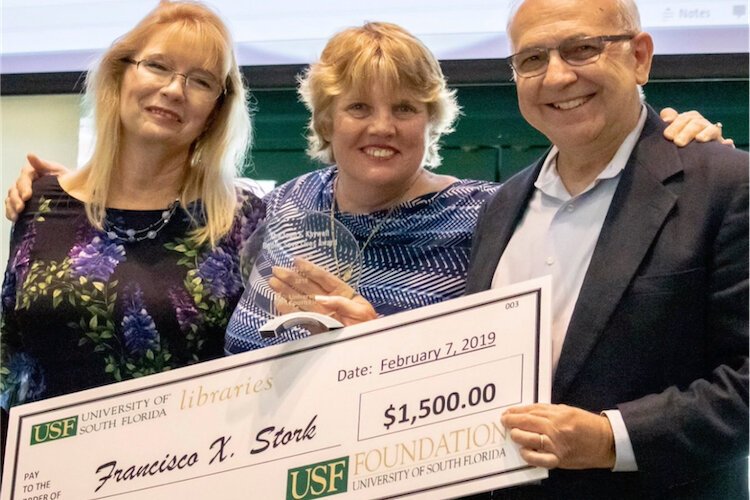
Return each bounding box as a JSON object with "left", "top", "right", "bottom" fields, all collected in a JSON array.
[{"left": 377, "top": 464, "right": 537, "bottom": 500}]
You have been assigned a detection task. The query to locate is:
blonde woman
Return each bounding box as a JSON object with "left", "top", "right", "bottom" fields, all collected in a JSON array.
[{"left": 1, "top": 1, "right": 264, "bottom": 416}]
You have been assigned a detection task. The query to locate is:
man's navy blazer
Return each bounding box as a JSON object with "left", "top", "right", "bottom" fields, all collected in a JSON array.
[{"left": 465, "top": 106, "right": 749, "bottom": 498}]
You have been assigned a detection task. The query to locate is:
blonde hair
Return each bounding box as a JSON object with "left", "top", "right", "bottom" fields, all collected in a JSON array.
[
  {"left": 81, "top": 0, "right": 251, "bottom": 246},
  {"left": 298, "top": 22, "right": 459, "bottom": 168}
]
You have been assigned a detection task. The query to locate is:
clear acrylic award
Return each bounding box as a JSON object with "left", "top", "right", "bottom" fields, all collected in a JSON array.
[{"left": 241, "top": 210, "right": 362, "bottom": 338}]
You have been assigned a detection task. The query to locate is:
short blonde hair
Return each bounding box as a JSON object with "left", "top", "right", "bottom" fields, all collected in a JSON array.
[
  {"left": 298, "top": 22, "right": 459, "bottom": 168},
  {"left": 82, "top": 0, "right": 251, "bottom": 246}
]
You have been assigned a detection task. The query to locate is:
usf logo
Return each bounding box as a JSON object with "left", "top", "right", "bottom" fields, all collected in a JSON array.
[
  {"left": 286, "top": 456, "right": 348, "bottom": 499},
  {"left": 30, "top": 416, "right": 78, "bottom": 445}
]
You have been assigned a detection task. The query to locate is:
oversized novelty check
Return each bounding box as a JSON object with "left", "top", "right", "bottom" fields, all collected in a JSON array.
[{"left": 1, "top": 277, "right": 551, "bottom": 500}]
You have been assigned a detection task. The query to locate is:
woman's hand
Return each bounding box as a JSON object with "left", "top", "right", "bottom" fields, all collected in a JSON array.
[
  {"left": 5, "top": 154, "right": 69, "bottom": 221},
  {"left": 660, "top": 107, "right": 734, "bottom": 147},
  {"left": 269, "top": 257, "right": 377, "bottom": 329}
]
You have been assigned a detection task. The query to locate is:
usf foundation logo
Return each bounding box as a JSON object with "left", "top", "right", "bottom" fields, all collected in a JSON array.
[
  {"left": 286, "top": 456, "right": 349, "bottom": 499},
  {"left": 30, "top": 416, "right": 78, "bottom": 445}
]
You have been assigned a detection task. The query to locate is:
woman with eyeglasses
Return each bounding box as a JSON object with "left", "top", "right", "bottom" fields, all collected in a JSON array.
[{"left": 0, "top": 1, "right": 264, "bottom": 417}]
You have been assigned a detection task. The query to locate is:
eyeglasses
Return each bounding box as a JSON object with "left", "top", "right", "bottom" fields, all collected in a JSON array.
[
  {"left": 508, "top": 34, "right": 635, "bottom": 78},
  {"left": 124, "top": 58, "right": 225, "bottom": 101}
]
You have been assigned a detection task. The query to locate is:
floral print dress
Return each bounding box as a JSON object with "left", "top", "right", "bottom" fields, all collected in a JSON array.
[{"left": 0, "top": 176, "right": 264, "bottom": 410}]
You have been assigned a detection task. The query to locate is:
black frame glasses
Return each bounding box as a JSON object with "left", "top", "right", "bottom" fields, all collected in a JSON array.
[
  {"left": 123, "top": 58, "right": 226, "bottom": 100},
  {"left": 508, "top": 34, "right": 636, "bottom": 78}
]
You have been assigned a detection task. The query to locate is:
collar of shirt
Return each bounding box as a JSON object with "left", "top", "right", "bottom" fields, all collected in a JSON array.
[{"left": 534, "top": 105, "right": 649, "bottom": 202}]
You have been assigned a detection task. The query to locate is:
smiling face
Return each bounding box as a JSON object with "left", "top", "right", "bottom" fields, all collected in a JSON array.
[
  {"left": 118, "top": 29, "right": 222, "bottom": 152},
  {"left": 326, "top": 81, "right": 430, "bottom": 192},
  {"left": 509, "top": 0, "right": 652, "bottom": 155}
]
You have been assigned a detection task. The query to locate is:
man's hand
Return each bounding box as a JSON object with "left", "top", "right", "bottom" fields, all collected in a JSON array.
[
  {"left": 661, "top": 107, "right": 734, "bottom": 147},
  {"left": 5, "top": 154, "right": 69, "bottom": 221},
  {"left": 269, "top": 257, "right": 377, "bottom": 328},
  {"left": 501, "top": 403, "right": 615, "bottom": 470}
]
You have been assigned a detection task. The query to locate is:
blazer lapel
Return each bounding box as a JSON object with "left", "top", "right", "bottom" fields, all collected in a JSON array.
[
  {"left": 553, "top": 109, "right": 682, "bottom": 401},
  {"left": 465, "top": 158, "right": 544, "bottom": 293}
]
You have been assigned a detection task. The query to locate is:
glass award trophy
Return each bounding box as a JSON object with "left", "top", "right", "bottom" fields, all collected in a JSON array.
[{"left": 240, "top": 209, "right": 362, "bottom": 338}]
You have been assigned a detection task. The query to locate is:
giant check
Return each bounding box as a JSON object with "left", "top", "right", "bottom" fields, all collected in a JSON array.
[{"left": 1, "top": 278, "right": 551, "bottom": 500}]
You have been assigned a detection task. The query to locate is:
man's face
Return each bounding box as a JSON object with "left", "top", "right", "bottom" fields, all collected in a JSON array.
[{"left": 509, "top": 0, "right": 652, "bottom": 153}]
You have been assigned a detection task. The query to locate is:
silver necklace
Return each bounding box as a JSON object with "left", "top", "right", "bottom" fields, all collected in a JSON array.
[
  {"left": 104, "top": 199, "right": 180, "bottom": 242},
  {"left": 329, "top": 171, "right": 422, "bottom": 281}
]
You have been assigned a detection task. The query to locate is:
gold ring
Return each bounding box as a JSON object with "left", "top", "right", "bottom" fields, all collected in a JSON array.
[{"left": 539, "top": 434, "right": 545, "bottom": 451}]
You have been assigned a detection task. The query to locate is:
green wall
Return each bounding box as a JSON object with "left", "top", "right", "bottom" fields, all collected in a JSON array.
[{"left": 245, "top": 79, "right": 749, "bottom": 185}]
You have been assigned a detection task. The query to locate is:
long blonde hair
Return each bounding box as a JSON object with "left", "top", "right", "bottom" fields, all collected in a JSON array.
[
  {"left": 298, "top": 22, "right": 460, "bottom": 169},
  {"left": 81, "top": 0, "right": 251, "bottom": 246}
]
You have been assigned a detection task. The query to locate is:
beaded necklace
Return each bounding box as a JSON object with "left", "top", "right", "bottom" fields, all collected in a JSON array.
[{"left": 104, "top": 199, "right": 180, "bottom": 242}]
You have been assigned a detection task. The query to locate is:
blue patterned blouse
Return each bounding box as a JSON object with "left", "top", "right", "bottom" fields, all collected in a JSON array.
[
  {"left": 0, "top": 176, "right": 265, "bottom": 410},
  {"left": 225, "top": 166, "right": 499, "bottom": 354}
]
